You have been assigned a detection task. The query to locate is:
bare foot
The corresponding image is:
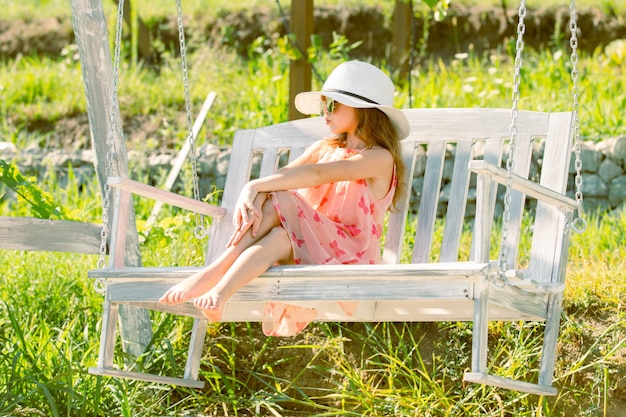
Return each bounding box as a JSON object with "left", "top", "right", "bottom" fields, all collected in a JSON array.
[
  {"left": 194, "top": 290, "right": 225, "bottom": 321},
  {"left": 159, "top": 269, "right": 221, "bottom": 305}
]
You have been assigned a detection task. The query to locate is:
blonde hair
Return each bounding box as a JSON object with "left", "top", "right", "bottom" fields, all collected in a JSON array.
[{"left": 325, "top": 108, "right": 406, "bottom": 209}]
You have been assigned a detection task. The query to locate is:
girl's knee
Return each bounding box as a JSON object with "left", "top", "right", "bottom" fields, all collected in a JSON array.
[
  {"left": 262, "top": 198, "right": 280, "bottom": 222},
  {"left": 265, "top": 226, "right": 292, "bottom": 261},
  {"left": 267, "top": 226, "right": 289, "bottom": 242}
]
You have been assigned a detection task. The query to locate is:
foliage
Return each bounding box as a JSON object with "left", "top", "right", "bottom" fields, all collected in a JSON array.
[
  {"left": 0, "top": 1, "right": 625, "bottom": 416},
  {"left": 0, "top": 159, "right": 66, "bottom": 219},
  {"left": 0, "top": 206, "right": 624, "bottom": 415},
  {"left": 309, "top": 32, "right": 364, "bottom": 65},
  {"left": 2, "top": 31, "right": 625, "bottom": 151}
]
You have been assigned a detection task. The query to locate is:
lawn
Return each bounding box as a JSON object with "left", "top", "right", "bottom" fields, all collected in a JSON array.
[{"left": 0, "top": 0, "right": 625, "bottom": 415}]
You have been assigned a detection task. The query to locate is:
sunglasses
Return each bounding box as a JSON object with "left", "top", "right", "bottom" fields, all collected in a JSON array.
[{"left": 319, "top": 98, "right": 336, "bottom": 116}]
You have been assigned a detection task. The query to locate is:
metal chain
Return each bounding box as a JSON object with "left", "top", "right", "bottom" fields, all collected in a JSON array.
[
  {"left": 568, "top": 0, "right": 587, "bottom": 234},
  {"left": 95, "top": 0, "right": 126, "bottom": 293},
  {"left": 175, "top": 0, "right": 206, "bottom": 239},
  {"left": 496, "top": 0, "right": 526, "bottom": 287}
]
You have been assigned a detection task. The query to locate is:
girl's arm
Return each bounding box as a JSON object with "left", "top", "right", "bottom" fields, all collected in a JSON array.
[
  {"left": 227, "top": 140, "right": 326, "bottom": 246},
  {"left": 229, "top": 142, "right": 393, "bottom": 246},
  {"left": 251, "top": 146, "right": 393, "bottom": 193}
]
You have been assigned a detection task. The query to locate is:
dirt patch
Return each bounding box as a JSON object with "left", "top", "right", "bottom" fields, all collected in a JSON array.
[{"left": 0, "top": 17, "right": 73, "bottom": 58}]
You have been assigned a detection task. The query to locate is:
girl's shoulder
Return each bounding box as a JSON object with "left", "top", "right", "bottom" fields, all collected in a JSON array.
[
  {"left": 312, "top": 138, "right": 341, "bottom": 160},
  {"left": 360, "top": 146, "right": 393, "bottom": 161}
]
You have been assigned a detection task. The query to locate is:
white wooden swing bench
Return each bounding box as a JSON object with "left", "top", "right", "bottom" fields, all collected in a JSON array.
[{"left": 88, "top": 107, "right": 578, "bottom": 396}]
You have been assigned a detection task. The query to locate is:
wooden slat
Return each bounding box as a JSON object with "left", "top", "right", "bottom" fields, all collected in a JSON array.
[
  {"left": 539, "top": 293, "right": 564, "bottom": 386},
  {"left": 110, "top": 188, "right": 132, "bottom": 269},
  {"left": 470, "top": 136, "right": 505, "bottom": 261},
  {"left": 97, "top": 301, "right": 119, "bottom": 369},
  {"left": 413, "top": 140, "right": 446, "bottom": 263},
  {"left": 440, "top": 140, "right": 473, "bottom": 262},
  {"left": 503, "top": 134, "right": 534, "bottom": 267},
  {"left": 0, "top": 216, "right": 101, "bottom": 254},
  {"left": 205, "top": 129, "right": 257, "bottom": 262},
  {"left": 403, "top": 108, "right": 551, "bottom": 139},
  {"left": 88, "top": 367, "right": 204, "bottom": 389},
  {"left": 287, "top": 145, "right": 307, "bottom": 163},
  {"left": 258, "top": 147, "right": 280, "bottom": 178},
  {"left": 89, "top": 261, "right": 491, "bottom": 280},
  {"left": 108, "top": 177, "right": 225, "bottom": 217},
  {"left": 119, "top": 299, "right": 545, "bottom": 323},
  {"left": 185, "top": 318, "right": 208, "bottom": 381},
  {"left": 527, "top": 112, "right": 576, "bottom": 285},
  {"left": 383, "top": 140, "right": 418, "bottom": 264},
  {"left": 463, "top": 373, "right": 557, "bottom": 396},
  {"left": 106, "top": 275, "right": 475, "bottom": 303}
]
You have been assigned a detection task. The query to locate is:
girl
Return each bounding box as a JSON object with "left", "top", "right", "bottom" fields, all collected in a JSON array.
[{"left": 159, "top": 60, "right": 410, "bottom": 335}]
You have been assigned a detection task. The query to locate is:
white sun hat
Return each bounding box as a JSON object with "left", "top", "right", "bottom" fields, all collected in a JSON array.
[{"left": 295, "top": 60, "right": 410, "bottom": 140}]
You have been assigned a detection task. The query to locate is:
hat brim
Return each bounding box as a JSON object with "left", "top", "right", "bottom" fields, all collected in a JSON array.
[{"left": 295, "top": 91, "right": 410, "bottom": 140}]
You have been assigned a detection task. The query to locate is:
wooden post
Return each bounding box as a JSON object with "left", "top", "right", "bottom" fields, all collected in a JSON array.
[
  {"left": 391, "top": 0, "right": 413, "bottom": 80},
  {"left": 114, "top": 0, "right": 154, "bottom": 64},
  {"left": 288, "top": 0, "right": 313, "bottom": 120},
  {"left": 70, "top": 0, "right": 152, "bottom": 358}
]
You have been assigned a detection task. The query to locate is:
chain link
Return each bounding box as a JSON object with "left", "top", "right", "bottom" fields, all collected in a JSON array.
[
  {"left": 496, "top": 0, "right": 526, "bottom": 286},
  {"left": 568, "top": 0, "right": 587, "bottom": 234},
  {"left": 95, "top": 0, "right": 126, "bottom": 293},
  {"left": 176, "top": 0, "right": 206, "bottom": 238}
]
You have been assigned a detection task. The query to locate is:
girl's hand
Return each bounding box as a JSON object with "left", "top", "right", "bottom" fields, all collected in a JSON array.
[
  {"left": 228, "top": 184, "right": 266, "bottom": 246},
  {"left": 233, "top": 183, "right": 259, "bottom": 228}
]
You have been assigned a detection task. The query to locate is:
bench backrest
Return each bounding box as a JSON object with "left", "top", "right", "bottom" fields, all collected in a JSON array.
[{"left": 206, "top": 108, "right": 574, "bottom": 284}]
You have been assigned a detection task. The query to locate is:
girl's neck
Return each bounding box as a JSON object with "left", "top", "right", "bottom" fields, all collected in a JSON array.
[{"left": 345, "top": 134, "right": 366, "bottom": 150}]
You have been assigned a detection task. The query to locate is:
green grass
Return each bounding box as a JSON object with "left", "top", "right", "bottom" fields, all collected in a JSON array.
[
  {"left": 1, "top": 2, "right": 625, "bottom": 416},
  {"left": 0, "top": 156, "right": 624, "bottom": 416},
  {"left": 0, "top": 204, "right": 623, "bottom": 415},
  {"left": 2, "top": 36, "right": 625, "bottom": 152}
]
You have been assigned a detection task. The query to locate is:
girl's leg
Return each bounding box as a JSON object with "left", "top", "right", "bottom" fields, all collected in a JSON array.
[
  {"left": 194, "top": 225, "right": 293, "bottom": 321},
  {"left": 159, "top": 198, "right": 281, "bottom": 305}
]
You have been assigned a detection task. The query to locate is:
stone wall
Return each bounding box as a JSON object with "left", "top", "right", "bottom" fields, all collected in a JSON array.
[{"left": 2, "top": 135, "right": 625, "bottom": 215}]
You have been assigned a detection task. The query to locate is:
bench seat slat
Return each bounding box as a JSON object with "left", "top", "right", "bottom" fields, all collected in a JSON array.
[
  {"left": 89, "top": 261, "right": 491, "bottom": 280},
  {"left": 91, "top": 260, "right": 548, "bottom": 321},
  {"left": 104, "top": 276, "right": 475, "bottom": 302}
]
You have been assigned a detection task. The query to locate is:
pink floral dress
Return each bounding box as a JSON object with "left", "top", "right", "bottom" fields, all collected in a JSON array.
[{"left": 262, "top": 145, "right": 396, "bottom": 336}]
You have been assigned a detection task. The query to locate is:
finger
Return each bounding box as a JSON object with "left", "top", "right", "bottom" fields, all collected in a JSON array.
[
  {"left": 251, "top": 213, "right": 262, "bottom": 238},
  {"left": 227, "top": 228, "right": 241, "bottom": 247},
  {"left": 233, "top": 209, "right": 243, "bottom": 230},
  {"left": 241, "top": 208, "right": 251, "bottom": 226},
  {"left": 228, "top": 223, "right": 250, "bottom": 247},
  {"left": 228, "top": 230, "right": 242, "bottom": 247},
  {"left": 249, "top": 206, "right": 262, "bottom": 220}
]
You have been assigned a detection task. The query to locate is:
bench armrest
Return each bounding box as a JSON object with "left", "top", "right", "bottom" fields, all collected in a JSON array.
[
  {"left": 468, "top": 161, "right": 578, "bottom": 211},
  {"left": 108, "top": 176, "right": 226, "bottom": 218}
]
